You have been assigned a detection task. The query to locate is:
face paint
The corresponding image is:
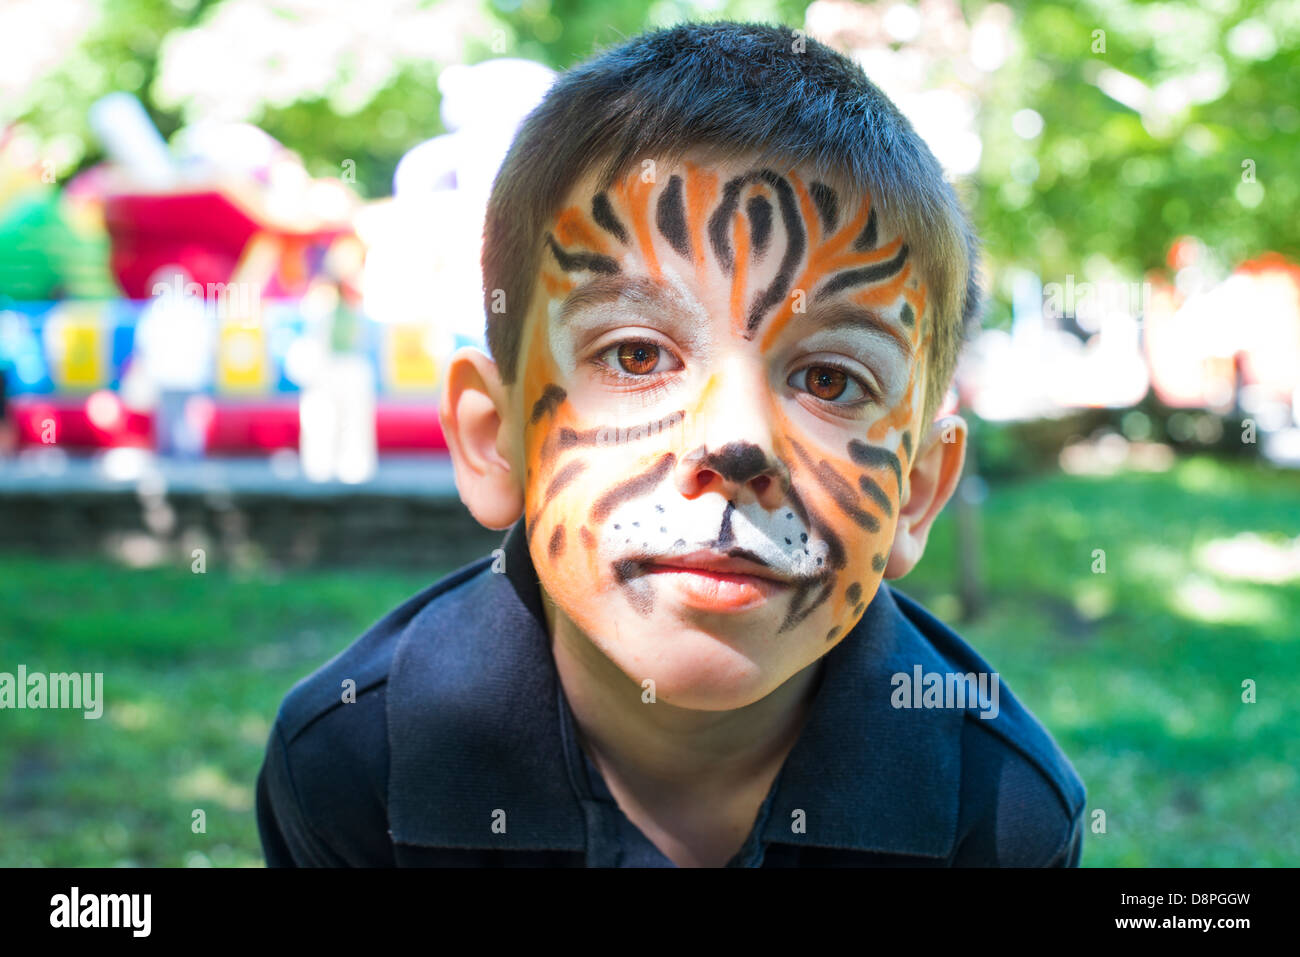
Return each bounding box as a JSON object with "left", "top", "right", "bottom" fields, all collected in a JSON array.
[{"left": 513, "top": 153, "right": 932, "bottom": 706}]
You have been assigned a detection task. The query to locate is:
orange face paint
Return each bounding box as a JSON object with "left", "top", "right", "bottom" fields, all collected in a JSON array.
[{"left": 513, "top": 152, "right": 933, "bottom": 704}]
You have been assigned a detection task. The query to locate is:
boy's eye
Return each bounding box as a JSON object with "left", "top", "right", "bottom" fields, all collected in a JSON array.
[
  {"left": 619, "top": 342, "right": 660, "bottom": 374},
  {"left": 789, "top": 364, "right": 871, "bottom": 403},
  {"left": 598, "top": 340, "right": 681, "bottom": 376}
]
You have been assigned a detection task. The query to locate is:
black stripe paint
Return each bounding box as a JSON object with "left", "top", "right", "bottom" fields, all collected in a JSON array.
[
  {"left": 814, "top": 243, "right": 909, "bottom": 301},
  {"left": 779, "top": 576, "right": 834, "bottom": 632},
  {"left": 543, "top": 459, "right": 587, "bottom": 506},
  {"left": 852, "top": 208, "right": 878, "bottom": 251},
  {"left": 546, "top": 233, "right": 620, "bottom": 274},
  {"left": 847, "top": 440, "right": 903, "bottom": 490},
  {"left": 655, "top": 174, "right": 690, "bottom": 258},
  {"left": 686, "top": 441, "right": 771, "bottom": 485},
  {"left": 529, "top": 384, "right": 567, "bottom": 424},
  {"left": 792, "top": 439, "right": 880, "bottom": 533},
  {"left": 746, "top": 195, "right": 772, "bottom": 257},
  {"left": 591, "top": 192, "right": 628, "bottom": 244},
  {"left": 717, "top": 499, "right": 736, "bottom": 548},
  {"left": 858, "top": 473, "right": 893, "bottom": 516},
  {"left": 809, "top": 181, "right": 838, "bottom": 236},
  {"left": 590, "top": 453, "right": 676, "bottom": 523}
]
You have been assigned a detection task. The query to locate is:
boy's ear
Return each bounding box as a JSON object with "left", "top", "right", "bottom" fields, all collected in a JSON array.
[
  {"left": 439, "top": 347, "right": 525, "bottom": 531},
  {"left": 883, "top": 414, "right": 967, "bottom": 579}
]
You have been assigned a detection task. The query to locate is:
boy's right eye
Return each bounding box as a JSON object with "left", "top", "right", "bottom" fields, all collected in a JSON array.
[{"left": 594, "top": 339, "right": 683, "bottom": 376}]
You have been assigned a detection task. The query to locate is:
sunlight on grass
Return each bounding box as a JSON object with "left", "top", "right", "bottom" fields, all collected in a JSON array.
[
  {"left": 239, "top": 714, "right": 271, "bottom": 746},
  {"left": 1127, "top": 544, "right": 1190, "bottom": 586},
  {"left": 1071, "top": 580, "right": 1115, "bottom": 620},
  {"left": 1047, "top": 683, "right": 1084, "bottom": 727},
  {"left": 1169, "top": 575, "right": 1283, "bottom": 627},
  {"left": 1197, "top": 532, "right": 1300, "bottom": 584},
  {"left": 1174, "top": 456, "right": 1229, "bottom": 494},
  {"left": 170, "top": 764, "right": 254, "bottom": 812},
  {"left": 108, "top": 699, "right": 158, "bottom": 731}
]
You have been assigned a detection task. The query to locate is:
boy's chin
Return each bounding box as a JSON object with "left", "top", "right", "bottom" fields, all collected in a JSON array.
[{"left": 580, "top": 608, "right": 826, "bottom": 712}]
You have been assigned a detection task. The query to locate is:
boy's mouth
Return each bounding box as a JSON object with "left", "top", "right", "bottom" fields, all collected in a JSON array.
[{"left": 618, "top": 549, "right": 795, "bottom": 613}]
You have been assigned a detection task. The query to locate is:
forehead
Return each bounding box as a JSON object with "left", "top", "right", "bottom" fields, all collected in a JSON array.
[
  {"left": 527, "top": 151, "right": 928, "bottom": 379},
  {"left": 553, "top": 152, "right": 878, "bottom": 273}
]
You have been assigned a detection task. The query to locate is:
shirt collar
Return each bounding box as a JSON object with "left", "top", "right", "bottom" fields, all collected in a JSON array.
[{"left": 387, "top": 517, "right": 962, "bottom": 858}]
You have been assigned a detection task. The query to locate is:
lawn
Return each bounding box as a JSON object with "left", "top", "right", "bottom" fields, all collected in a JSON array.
[{"left": 1, "top": 454, "right": 1296, "bottom": 866}]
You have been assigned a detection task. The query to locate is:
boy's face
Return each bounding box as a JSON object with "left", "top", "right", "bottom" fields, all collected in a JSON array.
[{"left": 509, "top": 152, "right": 937, "bottom": 709}]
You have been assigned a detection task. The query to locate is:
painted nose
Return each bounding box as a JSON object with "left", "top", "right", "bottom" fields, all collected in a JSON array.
[
  {"left": 672, "top": 361, "right": 787, "bottom": 509},
  {"left": 674, "top": 440, "right": 789, "bottom": 509}
]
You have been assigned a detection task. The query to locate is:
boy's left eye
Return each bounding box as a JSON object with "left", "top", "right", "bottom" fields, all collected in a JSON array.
[{"left": 789, "top": 364, "right": 873, "bottom": 403}]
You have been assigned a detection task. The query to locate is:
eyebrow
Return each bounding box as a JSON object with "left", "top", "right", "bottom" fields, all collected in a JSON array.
[
  {"left": 556, "top": 275, "right": 687, "bottom": 326},
  {"left": 796, "top": 300, "right": 915, "bottom": 362},
  {"left": 556, "top": 274, "right": 915, "bottom": 363}
]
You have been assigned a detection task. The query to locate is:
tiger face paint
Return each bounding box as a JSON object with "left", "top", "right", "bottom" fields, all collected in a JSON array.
[{"left": 512, "top": 152, "right": 932, "bottom": 708}]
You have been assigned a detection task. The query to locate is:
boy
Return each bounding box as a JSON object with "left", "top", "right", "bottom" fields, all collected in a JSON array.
[{"left": 256, "top": 21, "right": 1086, "bottom": 867}]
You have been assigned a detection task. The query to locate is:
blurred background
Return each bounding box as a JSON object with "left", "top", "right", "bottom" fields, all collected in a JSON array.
[{"left": 0, "top": 0, "right": 1296, "bottom": 867}]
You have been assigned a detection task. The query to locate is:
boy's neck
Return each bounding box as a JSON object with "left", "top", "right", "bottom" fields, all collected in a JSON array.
[{"left": 542, "top": 593, "right": 824, "bottom": 802}]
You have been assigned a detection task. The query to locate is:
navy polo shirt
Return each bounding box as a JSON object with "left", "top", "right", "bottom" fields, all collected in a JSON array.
[{"left": 256, "top": 517, "right": 1087, "bottom": 867}]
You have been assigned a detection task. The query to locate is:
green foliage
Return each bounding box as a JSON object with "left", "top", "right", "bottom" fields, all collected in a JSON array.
[{"left": 979, "top": 0, "right": 1298, "bottom": 284}]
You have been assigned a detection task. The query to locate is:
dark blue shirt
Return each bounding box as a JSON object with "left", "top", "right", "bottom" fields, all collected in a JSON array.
[{"left": 256, "top": 517, "right": 1086, "bottom": 866}]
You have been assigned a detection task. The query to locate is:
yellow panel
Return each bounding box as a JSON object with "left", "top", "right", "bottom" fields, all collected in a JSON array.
[
  {"left": 385, "top": 323, "right": 440, "bottom": 393},
  {"left": 216, "top": 321, "right": 267, "bottom": 393},
  {"left": 51, "top": 303, "right": 107, "bottom": 390}
]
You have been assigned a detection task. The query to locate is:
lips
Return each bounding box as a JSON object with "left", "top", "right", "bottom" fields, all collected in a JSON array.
[
  {"left": 634, "top": 549, "right": 793, "bottom": 612},
  {"left": 645, "top": 549, "right": 791, "bottom": 582}
]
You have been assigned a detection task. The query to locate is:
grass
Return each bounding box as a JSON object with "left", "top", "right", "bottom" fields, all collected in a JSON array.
[
  {"left": 0, "top": 559, "right": 437, "bottom": 867},
  {"left": 0, "top": 454, "right": 1295, "bottom": 866},
  {"left": 901, "top": 454, "right": 1299, "bottom": 867}
]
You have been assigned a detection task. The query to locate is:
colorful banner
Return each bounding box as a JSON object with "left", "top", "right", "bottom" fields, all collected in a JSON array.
[{"left": 0, "top": 299, "right": 453, "bottom": 399}]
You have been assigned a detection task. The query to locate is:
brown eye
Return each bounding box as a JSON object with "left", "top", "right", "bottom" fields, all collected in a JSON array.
[
  {"left": 804, "top": 365, "right": 847, "bottom": 400},
  {"left": 618, "top": 341, "right": 660, "bottom": 375}
]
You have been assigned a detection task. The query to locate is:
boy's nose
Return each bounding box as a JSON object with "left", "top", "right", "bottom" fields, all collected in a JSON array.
[
  {"left": 672, "top": 362, "right": 788, "bottom": 510},
  {"left": 674, "top": 440, "right": 790, "bottom": 510}
]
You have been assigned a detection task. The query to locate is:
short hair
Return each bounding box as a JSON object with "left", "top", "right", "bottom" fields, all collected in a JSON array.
[{"left": 481, "top": 20, "right": 982, "bottom": 427}]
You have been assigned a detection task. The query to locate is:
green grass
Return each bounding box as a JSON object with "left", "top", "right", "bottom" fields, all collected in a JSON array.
[
  {"left": 0, "top": 454, "right": 1296, "bottom": 866},
  {"left": 0, "top": 558, "right": 438, "bottom": 867},
  {"left": 900, "top": 455, "right": 1299, "bottom": 866}
]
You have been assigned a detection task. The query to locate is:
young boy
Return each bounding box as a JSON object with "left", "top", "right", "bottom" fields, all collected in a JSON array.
[{"left": 256, "top": 21, "right": 1085, "bottom": 867}]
